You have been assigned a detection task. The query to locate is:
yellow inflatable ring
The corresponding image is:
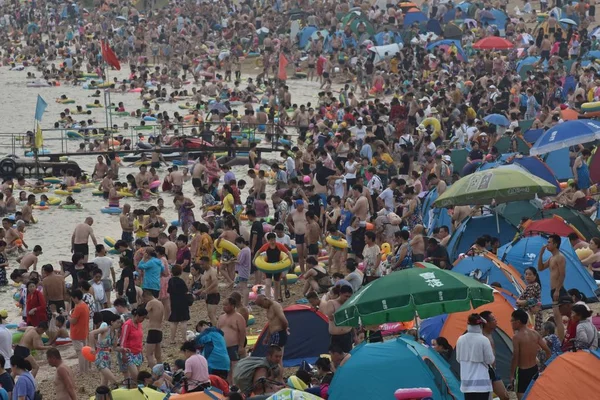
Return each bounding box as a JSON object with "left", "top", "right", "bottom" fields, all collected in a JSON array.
[
  {"left": 67, "top": 186, "right": 82, "bottom": 193},
  {"left": 326, "top": 236, "right": 348, "bottom": 249},
  {"left": 254, "top": 252, "right": 292, "bottom": 274},
  {"left": 117, "top": 191, "right": 135, "bottom": 197},
  {"left": 54, "top": 190, "right": 72, "bottom": 195},
  {"left": 45, "top": 197, "right": 62, "bottom": 206},
  {"left": 581, "top": 102, "right": 600, "bottom": 113},
  {"left": 421, "top": 117, "right": 442, "bottom": 137},
  {"left": 215, "top": 239, "right": 240, "bottom": 256}
]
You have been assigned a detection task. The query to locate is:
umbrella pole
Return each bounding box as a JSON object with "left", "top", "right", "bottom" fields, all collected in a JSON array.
[{"left": 496, "top": 211, "right": 500, "bottom": 233}]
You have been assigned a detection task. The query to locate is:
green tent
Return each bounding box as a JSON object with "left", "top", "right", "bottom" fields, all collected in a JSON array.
[
  {"left": 495, "top": 135, "right": 531, "bottom": 154},
  {"left": 451, "top": 148, "right": 469, "bottom": 175}
]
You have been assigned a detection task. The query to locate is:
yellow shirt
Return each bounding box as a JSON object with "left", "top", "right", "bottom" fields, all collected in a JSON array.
[
  {"left": 222, "top": 193, "right": 234, "bottom": 214},
  {"left": 372, "top": 152, "right": 394, "bottom": 166}
]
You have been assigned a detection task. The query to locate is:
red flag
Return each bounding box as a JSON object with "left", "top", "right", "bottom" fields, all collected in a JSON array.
[
  {"left": 277, "top": 53, "right": 288, "bottom": 81},
  {"left": 101, "top": 40, "right": 121, "bottom": 71}
]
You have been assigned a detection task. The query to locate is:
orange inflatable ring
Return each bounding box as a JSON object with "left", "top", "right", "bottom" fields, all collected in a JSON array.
[
  {"left": 82, "top": 346, "right": 96, "bottom": 362},
  {"left": 366, "top": 222, "right": 374, "bottom": 231}
]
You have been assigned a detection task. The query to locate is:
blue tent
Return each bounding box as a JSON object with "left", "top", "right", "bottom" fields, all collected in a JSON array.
[
  {"left": 426, "top": 18, "right": 443, "bottom": 35},
  {"left": 443, "top": 9, "right": 457, "bottom": 23},
  {"left": 426, "top": 39, "right": 469, "bottom": 62},
  {"left": 563, "top": 75, "right": 577, "bottom": 94},
  {"left": 455, "top": 2, "right": 472, "bottom": 13},
  {"left": 373, "top": 31, "right": 403, "bottom": 45},
  {"left": 328, "top": 336, "right": 463, "bottom": 400},
  {"left": 523, "top": 128, "right": 545, "bottom": 144},
  {"left": 543, "top": 147, "right": 574, "bottom": 180},
  {"left": 446, "top": 214, "right": 518, "bottom": 261},
  {"left": 298, "top": 26, "right": 318, "bottom": 48},
  {"left": 497, "top": 236, "right": 598, "bottom": 307},
  {"left": 421, "top": 188, "right": 453, "bottom": 235},
  {"left": 453, "top": 255, "right": 524, "bottom": 298},
  {"left": 517, "top": 56, "right": 541, "bottom": 73},
  {"left": 404, "top": 11, "right": 428, "bottom": 26},
  {"left": 481, "top": 8, "right": 508, "bottom": 30},
  {"left": 513, "top": 156, "right": 560, "bottom": 192},
  {"left": 252, "top": 305, "right": 330, "bottom": 366}
]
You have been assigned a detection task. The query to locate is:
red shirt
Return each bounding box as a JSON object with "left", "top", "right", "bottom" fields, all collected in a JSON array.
[
  {"left": 26, "top": 290, "right": 47, "bottom": 327},
  {"left": 121, "top": 319, "right": 143, "bottom": 354},
  {"left": 562, "top": 317, "right": 577, "bottom": 352},
  {"left": 70, "top": 302, "right": 90, "bottom": 341},
  {"left": 257, "top": 242, "right": 288, "bottom": 253}
]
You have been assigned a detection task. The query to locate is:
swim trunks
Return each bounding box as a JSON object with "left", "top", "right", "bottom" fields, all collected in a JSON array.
[
  {"left": 147, "top": 329, "right": 163, "bottom": 344},
  {"left": 295, "top": 234, "right": 305, "bottom": 245},
  {"left": 73, "top": 243, "right": 89, "bottom": 256},
  {"left": 227, "top": 345, "right": 240, "bottom": 362},
  {"left": 516, "top": 365, "right": 538, "bottom": 393},
  {"left": 330, "top": 331, "right": 353, "bottom": 353},
  {"left": 550, "top": 287, "right": 568, "bottom": 304},
  {"left": 14, "top": 345, "right": 30, "bottom": 358},
  {"left": 269, "top": 329, "right": 288, "bottom": 347},
  {"left": 206, "top": 293, "right": 221, "bottom": 305}
]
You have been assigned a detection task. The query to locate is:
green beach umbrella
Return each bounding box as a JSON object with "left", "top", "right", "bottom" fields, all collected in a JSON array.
[
  {"left": 433, "top": 168, "right": 557, "bottom": 208},
  {"left": 334, "top": 268, "right": 494, "bottom": 327}
]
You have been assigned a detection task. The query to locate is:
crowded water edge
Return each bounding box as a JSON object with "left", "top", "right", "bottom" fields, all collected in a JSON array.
[{"left": 0, "top": 0, "right": 599, "bottom": 399}]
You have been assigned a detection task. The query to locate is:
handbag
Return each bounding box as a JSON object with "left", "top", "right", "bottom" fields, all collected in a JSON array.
[{"left": 185, "top": 292, "right": 195, "bottom": 307}]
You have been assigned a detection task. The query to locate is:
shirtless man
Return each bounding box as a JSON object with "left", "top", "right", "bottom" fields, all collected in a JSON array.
[
  {"left": 2, "top": 218, "right": 20, "bottom": 252},
  {"left": 251, "top": 345, "right": 285, "bottom": 395},
  {"left": 4, "top": 189, "right": 16, "bottom": 213},
  {"left": 329, "top": 343, "right": 351, "bottom": 372},
  {"left": 17, "top": 245, "right": 42, "bottom": 271},
  {"left": 71, "top": 217, "right": 98, "bottom": 262},
  {"left": 15, "top": 322, "right": 53, "bottom": 377},
  {"left": 537, "top": 234, "right": 566, "bottom": 304},
  {"left": 21, "top": 195, "right": 36, "bottom": 223},
  {"left": 158, "top": 233, "right": 177, "bottom": 264},
  {"left": 255, "top": 295, "right": 289, "bottom": 352},
  {"left": 322, "top": 285, "right": 353, "bottom": 353},
  {"left": 151, "top": 147, "right": 167, "bottom": 169},
  {"left": 169, "top": 165, "right": 184, "bottom": 193},
  {"left": 191, "top": 158, "right": 206, "bottom": 195},
  {"left": 100, "top": 171, "right": 114, "bottom": 199},
  {"left": 46, "top": 348, "right": 77, "bottom": 400},
  {"left": 451, "top": 205, "right": 472, "bottom": 229},
  {"left": 120, "top": 204, "right": 134, "bottom": 247},
  {"left": 143, "top": 289, "right": 164, "bottom": 367},
  {"left": 350, "top": 184, "right": 369, "bottom": 221},
  {"left": 480, "top": 311, "right": 509, "bottom": 400},
  {"left": 135, "top": 165, "right": 152, "bottom": 190},
  {"left": 196, "top": 256, "right": 219, "bottom": 326},
  {"left": 92, "top": 156, "right": 109, "bottom": 180},
  {"left": 510, "top": 309, "right": 551, "bottom": 399},
  {"left": 410, "top": 225, "right": 425, "bottom": 262},
  {"left": 217, "top": 297, "right": 246, "bottom": 383},
  {"left": 287, "top": 200, "right": 308, "bottom": 274}
]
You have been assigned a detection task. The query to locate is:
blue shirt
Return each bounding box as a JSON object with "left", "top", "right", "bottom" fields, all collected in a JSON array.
[
  {"left": 360, "top": 144, "right": 373, "bottom": 161},
  {"left": 13, "top": 372, "right": 35, "bottom": 400},
  {"left": 137, "top": 257, "right": 162, "bottom": 291},
  {"left": 195, "top": 327, "right": 231, "bottom": 372}
]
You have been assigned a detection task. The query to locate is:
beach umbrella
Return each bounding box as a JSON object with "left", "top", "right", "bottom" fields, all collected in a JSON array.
[
  {"left": 530, "top": 120, "right": 600, "bottom": 156},
  {"left": 484, "top": 113, "right": 510, "bottom": 126},
  {"left": 115, "top": 15, "right": 127, "bottom": 21},
  {"left": 433, "top": 168, "right": 557, "bottom": 208},
  {"left": 473, "top": 36, "right": 514, "bottom": 50},
  {"left": 559, "top": 18, "right": 577, "bottom": 26},
  {"left": 413, "top": 262, "right": 440, "bottom": 269},
  {"left": 583, "top": 50, "right": 600, "bottom": 60},
  {"left": 208, "top": 102, "right": 229, "bottom": 114},
  {"left": 333, "top": 268, "right": 494, "bottom": 327}
]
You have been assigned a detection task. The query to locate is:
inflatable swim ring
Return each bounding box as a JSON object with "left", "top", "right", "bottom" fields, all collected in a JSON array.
[
  {"left": 326, "top": 236, "right": 348, "bottom": 249},
  {"left": 82, "top": 346, "right": 96, "bottom": 362},
  {"left": 92, "top": 190, "right": 103, "bottom": 196},
  {"left": 117, "top": 190, "right": 135, "bottom": 198},
  {"left": 104, "top": 237, "right": 116, "bottom": 247},
  {"left": 248, "top": 315, "right": 255, "bottom": 326},
  {"left": 394, "top": 388, "right": 433, "bottom": 400},
  {"left": 43, "top": 177, "right": 61, "bottom": 184},
  {"left": 215, "top": 239, "right": 240, "bottom": 256},
  {"left": 86, "top": 103, "right": 103, "bottom": 109},
  {"left": 254, "top": 252, "right": 292, "bottom": 274},
  {"left": 54, "top": 190, "right": 72, "bottom": 196},
  {"left": 101, "top": 207, "right": 122, "bottom": 214},
  {"left": 581, "top": 102, "right": 600, "bottom": 113},
  {"left": 286, "top": 273, "right": 298, "bottom": 284}
]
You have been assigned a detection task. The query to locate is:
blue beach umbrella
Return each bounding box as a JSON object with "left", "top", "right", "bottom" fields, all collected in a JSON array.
[
  {"left": 484, "top": 113, "right": 510, "bottom": 126},
  {"left": 530, "top": 120, "right": 600, "bottom": 155}
]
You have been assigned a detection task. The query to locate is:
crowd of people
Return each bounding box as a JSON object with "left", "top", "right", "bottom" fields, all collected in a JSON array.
[{"left": 0, "top": 0, "right": 599, "bottom": 398}]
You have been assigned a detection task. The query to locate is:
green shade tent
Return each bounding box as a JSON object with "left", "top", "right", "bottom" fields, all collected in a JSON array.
[
  {"left": 334, "top": 268, "right": 494, "bottom": 327},
  {"left": 433, "top": 168, "right": 557, "bottom": 207}
]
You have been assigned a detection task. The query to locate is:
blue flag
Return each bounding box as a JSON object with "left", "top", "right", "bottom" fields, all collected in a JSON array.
[{"left": 34, "top": 95, "right": 47, "bottom": 121}]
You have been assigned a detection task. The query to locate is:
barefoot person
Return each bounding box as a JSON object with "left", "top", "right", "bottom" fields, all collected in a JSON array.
[
  {"left": 46, "top": 348, "right": 77, "bottom": 400},
  {"left": 197, "top": 256, "right": 219, "bottom": 326},
  {"left": 71, "top": 217, "right": 98, "bottom": 262},
  {"left": 143, "top": 289, "right": 164, "bottom": 367},
  {"left": 537, "top": 234, "right": 566, "bottom": 304},
  {"left": 510, "top": 309, "right": 551, "bottom": 400},
  {"left": 69, "top": 289, "right": 90, "bottom": 374},
  {"left": 14, "top": 322, "right": 52, "bottom": 377},
  {"left": 255, "top": 295, "right": 289, "bottom": 352},
  {"left": 217, "top": 297, "right": 246, "bottom": 383},
  {"left": 253, "top": 233, "right": 295, "bottom": 302}
]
